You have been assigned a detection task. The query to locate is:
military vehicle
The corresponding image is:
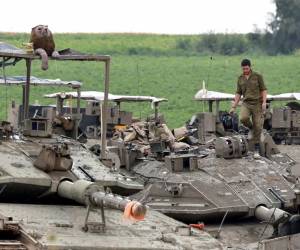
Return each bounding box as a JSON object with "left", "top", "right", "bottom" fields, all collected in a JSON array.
[
  {"left": 43, "top": 90, "right": 167, "bottom": 139},
  {"left": 193, "top": 86, "right": 300, "bottom": 145},
  {"left": 122, "top": 131, "right": 300, "bottom": 248},
  {"left": 0, "top": 42, "right": 226, "bottom": 249},
  {"left": 0, "top": 76, "right": 143, "bottom": 196},
  {"left": 3, "top": 75, "right": 86, "bottom": 142},
  {"left": 81, "top": 85, "right": 300, "bottom": 248},
  {"left": 96, "top": 123, "right": 300, "bottom": 248},
  {"left": 265, "top": 93, "right": 300, "bottom": 145}
]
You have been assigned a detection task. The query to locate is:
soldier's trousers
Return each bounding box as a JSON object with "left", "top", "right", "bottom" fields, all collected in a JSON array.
[{"left": 240, "top": 103, "right": 263, "bottom": 144}]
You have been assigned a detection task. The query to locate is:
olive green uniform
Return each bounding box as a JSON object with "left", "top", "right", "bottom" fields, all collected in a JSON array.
[{"left": 236, "top": 71, "right": 267, "bottom": 143}]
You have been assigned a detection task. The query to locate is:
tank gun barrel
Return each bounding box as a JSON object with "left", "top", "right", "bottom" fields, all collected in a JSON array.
[
  {"left": 57, "top": 180, "right": 146, "bottom": 218},
  {"left": 254, "top": 205, "right": 300, "bottom": 237},
  {"left": 90, "top": 192, "right": 130, "bottom": 210},
  {"left": 254, "top": 205, "right": 290, "bottom": 224}
]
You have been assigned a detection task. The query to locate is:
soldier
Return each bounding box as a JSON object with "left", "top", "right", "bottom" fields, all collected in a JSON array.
[{"left": 230, "top": 59, "right": 267, "bottom": 158}]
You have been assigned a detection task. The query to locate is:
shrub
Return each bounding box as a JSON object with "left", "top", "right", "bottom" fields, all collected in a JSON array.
[
  {"left": 195, "top": 33, "right": 248, "bottom": 55},
  {"left": 176, "top": 38, "right": 192, "bottom": 50}
]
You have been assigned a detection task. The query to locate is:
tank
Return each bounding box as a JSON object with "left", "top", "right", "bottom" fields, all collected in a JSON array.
[
  {"left": 96, "top": 108, "right": 300, "bottom": 248},
  {"left": 0, "top": 44, "right": 224, "bottom": 249},
  {"left": 192, "top": 85, "right": 300, "bottom": 146},
  {"left": 42, "top": 90, "right": 168, "bottom": 140},
  {"left": 0, "top": 111, "right": 225, "bottom": 250},
  {"left": 131, "top": 143, "right": 297, "bottom": 222},
  {"left": 0, "top": 177, "right": 224, "bottom": 249}
]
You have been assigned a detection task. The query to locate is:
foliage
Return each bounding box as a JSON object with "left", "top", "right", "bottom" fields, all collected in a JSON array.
[
  {"left": 196, "top": 34, "right": 249, "bottom": 55},
  {"left": 267, "top": 0, "right": 300, "bottom": 54},
  {"left": 176, "top": 38, "right": 192, "bottom": 50}
]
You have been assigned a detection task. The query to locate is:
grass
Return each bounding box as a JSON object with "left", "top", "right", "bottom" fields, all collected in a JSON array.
[
  {"left": 0, "top": 33, "right": 300, "bottom": 128},
  {"left": 0, "top": 32, "right": 199, "bottom": 56}
]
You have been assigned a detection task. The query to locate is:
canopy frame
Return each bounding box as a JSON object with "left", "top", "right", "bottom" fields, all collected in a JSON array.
[{"left": 0, "top": 43, "right": 111, "bottom": 159}]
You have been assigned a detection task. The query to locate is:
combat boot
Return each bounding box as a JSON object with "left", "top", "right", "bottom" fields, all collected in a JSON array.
[{"left": 253, "top": 143, "right": 260, "bottom": 159}]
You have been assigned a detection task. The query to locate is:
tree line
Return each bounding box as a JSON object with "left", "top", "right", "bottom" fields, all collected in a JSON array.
[{"left": 176, "top": 0, "right": 300, "bottom": 55}]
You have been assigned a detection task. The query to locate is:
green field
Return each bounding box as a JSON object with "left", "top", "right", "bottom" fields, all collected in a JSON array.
[{"left": 0, "top": 33, "right": 300, "bottom": 128}]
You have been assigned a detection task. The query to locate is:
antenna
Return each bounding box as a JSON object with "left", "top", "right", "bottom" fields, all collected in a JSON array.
[
  {"left": 136, "top": 62, "right": 142, "bottom": 120},
  {"left": 2, "top": 58, "right": 8, "bottom": 120},
  {"left": 203, "top": 56, "right": 213, "bottom": 112},
  {"left": 206, "top": 56, "right": 213, "bottom": 89},
  {"left": 202, "top": 80, "right": 206, "bottom": 112}
]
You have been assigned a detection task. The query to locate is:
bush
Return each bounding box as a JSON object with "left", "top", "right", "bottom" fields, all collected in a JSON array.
[
  {"left": 219, "top": 34, "right": 248, "bottom": 55},
  {"left": 195, "top": 33, "right": 248, "bottom": 55},
  {"left": 176, "top": 38, "right": 192, "bottom": 50},
  {"left": 196, "top": 33, "right": 219, "bottom": 53}
]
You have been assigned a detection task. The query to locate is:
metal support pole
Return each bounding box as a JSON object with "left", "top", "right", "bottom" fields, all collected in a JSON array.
[
  {"left": 24, "top": 59, "right": 32, "bottom": 120},
  {"left": 216, "top": 100, "right": 220, "bottom": 122},
  {"left": 56, "top": 97, "right": 63, "bottom": 115},
  {"left": 154, "top": 103, "right": 159, "bottom": 122},
  {"left": 208, "top": 100, "right": 213, "bottom": 112},
  {"left": 77, "top": 88, "right": 81, "bottom": 115},
  {"left": 75, "top": 88, "right": 81, "bottom": 139},
  {"left": 22, "top": 85, "right": 26, "bottom": 121},
  {"left": 116, "top": 101, "right": 121, "bottom": 124},
  {"left": 100, "top": 59, "right": 110, "bottom": 159},
  {"left": 216, "top": 101, "right": 220, "bottom": 114},
  {"left": 116, "top": 101, "right": 121, "bottom": 112}
]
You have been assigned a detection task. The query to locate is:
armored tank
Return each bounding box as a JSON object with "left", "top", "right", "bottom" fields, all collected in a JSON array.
[
  {"left": 118, "top": 129, "right": 300, "bottom": 248},
  {"left": 131, "top": 139, "right": 297, "bottom": 222},
  {"left": 0, "top": 43, "right": 225, "bottom": 249},
  {"left": 0, "top": 134, "right": 223, "bottom": 249},
  {"left": 95, "top": 96, "right": 300, "bottom": 248},
  {"left": 193, "top": 86, "right": 300, "bottom": 145},
  {"left": 43, "top": 90, "right": 168, "bottom": 140}
]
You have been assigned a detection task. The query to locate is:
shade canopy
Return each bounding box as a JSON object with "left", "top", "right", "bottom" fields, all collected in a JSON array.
[
  {"left": 194, "top": 88, "right": 300, "bottom": 102},
  {"left": 0, "top": 76, "right": 81, "bottom": 88},
  {"left": 0, "top": 42, "right": 110, "bottom": 64},
  {"left": 45, "top": 91, "right": 168, "bottom": 104},
  {"left": 194, "top": 89, "right": 235, "bottom": 101}
]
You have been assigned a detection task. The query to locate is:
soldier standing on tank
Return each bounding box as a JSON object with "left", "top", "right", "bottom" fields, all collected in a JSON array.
[{"left": 230, "top": 59, "right": 267, "bottom": 158}]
